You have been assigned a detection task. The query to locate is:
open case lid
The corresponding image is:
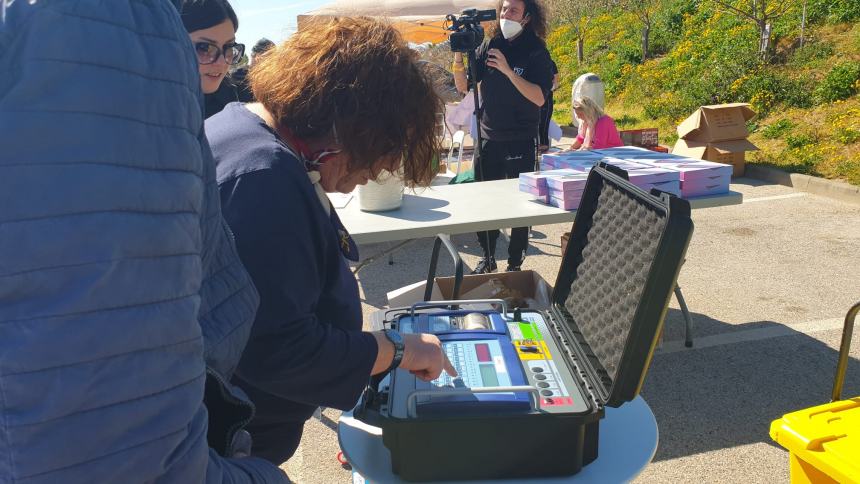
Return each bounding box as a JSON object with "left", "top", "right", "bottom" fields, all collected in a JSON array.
[{"left": 552, "top": 164, "right": 694, "bottom": 408}]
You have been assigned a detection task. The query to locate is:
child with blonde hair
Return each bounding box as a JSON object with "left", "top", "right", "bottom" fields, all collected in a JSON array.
[{"left": 569, "top": 96, "right": 623, "bottom": 150}]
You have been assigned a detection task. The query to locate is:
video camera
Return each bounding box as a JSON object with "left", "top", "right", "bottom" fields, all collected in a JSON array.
[{"left": 446, "top": 8, "right": 496, "bottom": 53}]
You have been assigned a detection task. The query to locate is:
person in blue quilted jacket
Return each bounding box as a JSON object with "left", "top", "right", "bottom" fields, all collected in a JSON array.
[{"left": 0, "top": 1, "right": 286, "bottom": 482}]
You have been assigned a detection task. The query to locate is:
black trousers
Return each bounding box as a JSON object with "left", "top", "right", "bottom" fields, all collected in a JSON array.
[
  {"left": 247, "top": 420, "right": 304, "bottom": 465},
  {"left": 539, "top": 93, "right": 554, "bottom": 147},
  {"left": 474, "top": 137, "right": 537, "bottom": 266}
]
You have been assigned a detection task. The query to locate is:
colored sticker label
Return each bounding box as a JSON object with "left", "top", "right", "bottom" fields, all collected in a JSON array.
[
  {"left": 508, "top": 321, "right": 544, "bottom": 342},
  {"left": 542, "top": 397, "right": 574, "bottom": 408},
  {"left": 514, "top": 340, "right": 552, "bottom": 360}
]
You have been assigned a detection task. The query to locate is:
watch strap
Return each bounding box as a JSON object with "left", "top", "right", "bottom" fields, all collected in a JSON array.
[{"left": 383, "top": 329, "right": 404, "bottom": 373}]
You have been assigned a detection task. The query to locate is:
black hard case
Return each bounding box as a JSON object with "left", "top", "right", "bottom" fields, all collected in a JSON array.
[{"left": 354, "top": 164, "right": 695, "bottom": 481}]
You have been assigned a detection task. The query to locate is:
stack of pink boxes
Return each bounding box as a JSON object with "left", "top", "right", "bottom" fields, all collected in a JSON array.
[
  {"left": 520, "top": 147, "right": 731, "bottom": 211},
  {"left": 518, "top": 169, "right": 581, "bottom": 199},
  {"left": 540, "top": 151, "right": 603, "bottom": 171},
  {"left": 544, "top": 172, "right": 590, "bottom": 210},
  {"left": 623, "top": 166, "right": 681, "bottom": 196},
  {"left": 639, "top": 159, "right": 733, "bottom": 197},
  {"left": 589, "top": 148, "right": 732, "bottom": 197},
  {"left": 519, "top": 163, "right": 682, "bottom": 211},
  {"left": 520, "top": 161, "right": 679, "bottom": 212}
]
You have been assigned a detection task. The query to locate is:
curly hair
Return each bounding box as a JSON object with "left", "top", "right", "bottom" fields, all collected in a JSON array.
[
  {"left": 488, "top": 0, "right": 548, "bottom": 41},
  {"left": 249, "top": 17, "right": 441, "bottom": 187}
]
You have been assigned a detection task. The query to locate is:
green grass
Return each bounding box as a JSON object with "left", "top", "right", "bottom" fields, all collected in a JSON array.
[
  {"left": 761, "top": 119, "right": 795, "bottom": 139},
  {"left": 546, "top": 17, "right": 860, "bottom": 186}
]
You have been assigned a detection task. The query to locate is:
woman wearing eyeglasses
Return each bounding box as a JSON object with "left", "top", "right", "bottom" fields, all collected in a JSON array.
[
  {"left": 180, "top": 0, "right": 245, "bottom": 118},
  {"left": 205, "top": 17, "right": 456, "bottom": 465}
]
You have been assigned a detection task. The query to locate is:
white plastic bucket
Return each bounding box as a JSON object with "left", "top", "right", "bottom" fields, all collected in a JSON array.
[{"left": 358, "top": 169, "right": 404, "bottom": 212}]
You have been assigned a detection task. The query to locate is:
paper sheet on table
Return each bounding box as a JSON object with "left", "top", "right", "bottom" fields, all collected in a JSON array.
[{"left": 328, "top": 192, "right": 353, "bottom": 209}]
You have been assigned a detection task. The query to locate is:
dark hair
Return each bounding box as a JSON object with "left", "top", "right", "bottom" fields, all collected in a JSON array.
[
  {"left": 180, "top": 0, "right": 238, "bottom": 33},
  {"left": 489, "top": 0, "right": 548, "bottom": 41},
  {"left": 250, "top": 17, "right": 441, "bottom": 188},
  {"left": 252, "top": 38, "right": 275, "bottom": 57}
]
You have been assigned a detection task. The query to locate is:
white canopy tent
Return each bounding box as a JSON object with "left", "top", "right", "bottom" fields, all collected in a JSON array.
[{"left": 297, "top": 0, "right": 498, "bottom": 44}]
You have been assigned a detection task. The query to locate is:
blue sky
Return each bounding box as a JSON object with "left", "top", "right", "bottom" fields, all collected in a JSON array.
[{"left": 232, "top": 0, "right": 328, "bottom": 48}]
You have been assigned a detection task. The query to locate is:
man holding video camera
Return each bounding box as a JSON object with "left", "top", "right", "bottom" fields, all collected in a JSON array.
[{"left": 452, "top": 0, "right": 554, "bottom": 274}]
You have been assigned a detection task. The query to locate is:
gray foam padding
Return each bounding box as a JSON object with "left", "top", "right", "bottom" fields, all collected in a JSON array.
[{"left": 564, "top": 182, "right": 667, "bottom": 382}]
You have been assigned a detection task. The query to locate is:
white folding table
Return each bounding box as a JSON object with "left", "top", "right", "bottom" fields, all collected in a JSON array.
[
  {"left": 336, "top": 178, "right": 742, "bottom": 346},
  {"left": 336, "top": 178, "right": 742, "bottom": 245}
]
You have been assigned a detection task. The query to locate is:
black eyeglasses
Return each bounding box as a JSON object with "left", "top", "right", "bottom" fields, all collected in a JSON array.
[{"left": 194, "top": 41, "right": 245, "bottom": 65}]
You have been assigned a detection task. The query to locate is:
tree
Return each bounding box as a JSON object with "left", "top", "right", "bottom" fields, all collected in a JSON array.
[
  {"left": 709, "top": 0, "right": 799, "bottom": 60},
  {"left": 546, "top": 0, "right": 606, "bottom": 64},
  {"left": 619, "top": 0, "right": 660, "bottom": 60}
]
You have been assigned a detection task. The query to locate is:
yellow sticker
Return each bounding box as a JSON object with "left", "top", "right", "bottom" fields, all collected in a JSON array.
[{"left": 514, "top": 340, "right": 552, "bottom": 360}]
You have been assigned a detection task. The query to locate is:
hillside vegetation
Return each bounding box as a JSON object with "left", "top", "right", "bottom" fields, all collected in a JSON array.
[{"left": 546, "top": 0, "right": 860, "bottom": 184}]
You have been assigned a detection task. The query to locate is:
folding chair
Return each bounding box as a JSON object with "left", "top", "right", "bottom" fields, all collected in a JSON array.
[
  {"left": 447, "top": 130, "right": 466, "bottom": 175},
  {"left": 436, "top": 112, "right": 452, "bottom": 150}
]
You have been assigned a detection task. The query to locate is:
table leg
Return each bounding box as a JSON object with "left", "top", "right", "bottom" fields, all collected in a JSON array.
[
  {"left": 352, "top": 239, "right": 417, "bottom": 274},
  {"left": 674, "top": 285, "right": 694, "bottom": 348}
]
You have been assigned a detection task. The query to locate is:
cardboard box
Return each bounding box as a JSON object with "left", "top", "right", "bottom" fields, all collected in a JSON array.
[
  {"left": 672, "top": 138, "right": 755, "bottom": 177},
  {"left": 677, "top": 103, "right": 756, "bottom": 142},
  {"left": 386, "top": 270, "right": 553, "bottom": 311},
  {"left": 619, "top": 128, "right": 659, "bottom": 147},
  {"left": 674, "top": 103, "right": 757, "bottom": 177}
]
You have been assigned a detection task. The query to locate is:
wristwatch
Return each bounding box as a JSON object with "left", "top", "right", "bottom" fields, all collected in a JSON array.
[{"left": 383, "top": 329, "right": 404, "bottom": 373}]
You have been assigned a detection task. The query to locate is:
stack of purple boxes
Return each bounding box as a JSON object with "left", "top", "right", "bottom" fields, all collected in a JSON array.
[
  {"left": 637, "top": 159, "right": 733, "bottom": 197},
  {"left": 518, "top": 147, "right": 732, "bottom": 211},
  {"left": 519, "top": 170, "right": 591, "bottom": 210}
]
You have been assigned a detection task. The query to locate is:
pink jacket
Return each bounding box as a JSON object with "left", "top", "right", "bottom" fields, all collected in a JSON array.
[{"left": 576, "top": 115, "right": 624, "bottom": 149}]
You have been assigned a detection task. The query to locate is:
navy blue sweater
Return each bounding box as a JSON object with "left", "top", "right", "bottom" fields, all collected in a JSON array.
[{"left": 206, "top": 103, "right": 377, "bottom": 427}]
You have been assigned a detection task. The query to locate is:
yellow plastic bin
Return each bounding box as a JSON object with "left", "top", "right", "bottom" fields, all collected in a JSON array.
[
  {"left": 770, "top": 397, "right": 860, "bottom": 483},
  {"left": 770, "top": 301, "right": 860, "bottom": 484}
]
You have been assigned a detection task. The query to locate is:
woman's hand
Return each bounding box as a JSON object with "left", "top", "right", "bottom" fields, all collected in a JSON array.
[
  {"left": 400, "top": 333, "right": 458, "bottom": 381},
  {"left": 371, "top": 331, "right": 457, "bottom": 380}
]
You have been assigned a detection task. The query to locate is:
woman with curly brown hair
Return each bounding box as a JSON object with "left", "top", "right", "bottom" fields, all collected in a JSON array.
[{"left": 205, "top": 17, "right": 456, "bottom": 465}]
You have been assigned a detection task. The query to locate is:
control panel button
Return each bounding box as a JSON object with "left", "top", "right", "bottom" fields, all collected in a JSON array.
[
  {"left": 540, "top": 390, "right": 554, "bottom": 396},
  {"left": 537, "top": 382, "right": 550, "bottom": 388},
  {"left": 534, "top": 374, "right": 547, "bottom": 380},
  {"left": 531, "top": 367, "right": 544, "bottom": 373}
]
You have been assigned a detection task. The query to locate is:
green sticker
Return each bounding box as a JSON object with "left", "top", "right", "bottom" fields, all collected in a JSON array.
[
  {"left": 519, "top": 322, "right": 543, "bottom": 341},
  {"left": 520, "top": 323, "right": 535, "bottom": 340}
]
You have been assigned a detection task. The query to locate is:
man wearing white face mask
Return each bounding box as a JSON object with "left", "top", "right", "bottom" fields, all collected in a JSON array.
[{"left": 453, "top": 0, "right": 554, "bottom": 274}]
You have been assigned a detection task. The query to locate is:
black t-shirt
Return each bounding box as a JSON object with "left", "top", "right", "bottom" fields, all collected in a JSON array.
[
  {"left": 204, "top": 80, "right": 239, "bottom": 119},
  {"left": 231, "top": 67, "right": 254, "bottom": 103},
  {"left": 474, "top": 29, "right": 554, "bottom": 141}
]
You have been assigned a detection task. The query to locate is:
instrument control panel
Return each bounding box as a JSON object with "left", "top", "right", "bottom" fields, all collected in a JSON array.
[{"left": 386, "top": 309, "right": 589, "bottom": 418}]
